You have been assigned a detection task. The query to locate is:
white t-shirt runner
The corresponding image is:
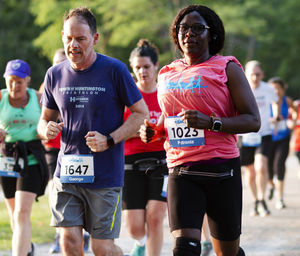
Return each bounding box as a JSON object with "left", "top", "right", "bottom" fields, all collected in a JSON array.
[{"left": 241, "top": 81, "right": 278, "bottom": 146}]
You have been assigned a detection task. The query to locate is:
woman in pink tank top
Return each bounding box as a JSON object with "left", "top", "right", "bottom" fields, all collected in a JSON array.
[{"left": 140, "top": 4, "right": 260, "bottom": 256}]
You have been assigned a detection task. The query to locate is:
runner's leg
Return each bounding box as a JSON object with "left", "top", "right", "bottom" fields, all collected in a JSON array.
[
  {"left": 146, "top": 200, "right": 167, "bottom": 256},
  {"left": 12, "top": 191, "right": 36, "bottom": 256}
]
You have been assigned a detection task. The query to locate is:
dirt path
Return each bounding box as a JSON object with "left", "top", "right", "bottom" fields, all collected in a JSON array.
[{"left": 1, "top": 154, "right": 300, "bottom": 256}]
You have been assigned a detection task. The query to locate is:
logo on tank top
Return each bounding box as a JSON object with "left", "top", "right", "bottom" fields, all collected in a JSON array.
[
  {"left": 149, "top": 110, "right": 161, "bottom": 124},
  {"left": 164, "top": 75, "right": 208, "bottom": 93}
]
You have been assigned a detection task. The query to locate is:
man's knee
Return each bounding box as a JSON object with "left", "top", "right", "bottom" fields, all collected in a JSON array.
[
  {"left": 91, "top": 239, "right": 123, "bottom": 256},
  {"left": 60, "top": 232, "right": 82, "bottom": 254},
  {"left": 173, "top": 237, "right": 201, "bottom": 256}
]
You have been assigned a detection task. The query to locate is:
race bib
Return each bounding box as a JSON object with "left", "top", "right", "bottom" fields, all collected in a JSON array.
[
  {"left": 242, "top": 132, "right": 261, "bottom": 147},
  {"left": 161, "top": 175, "right": 168, "bottom": 198},
  {"left": 0, "top": 156, "right": 23, "bottom": 178},
  {"left": 166, "top": 116, "right": 205, "bottom": 148},
  {"left": 277, "top": 120, "right": 287, "bottom": 131},
  {"left": 60, "top": 155, "right": 94, "bottom": 183}
]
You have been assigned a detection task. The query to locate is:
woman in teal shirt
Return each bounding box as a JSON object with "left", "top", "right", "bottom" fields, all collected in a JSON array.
[{"left": 0, "top": 59, "right": 48, "bottom": 256}]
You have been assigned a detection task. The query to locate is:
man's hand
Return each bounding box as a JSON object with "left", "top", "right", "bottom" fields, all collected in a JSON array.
[
  {"left": 85, "top": 131, "right": 109, "bottom": 152},
  {"left": 45, "top": 122, "right": 63, "bottom": 140}
]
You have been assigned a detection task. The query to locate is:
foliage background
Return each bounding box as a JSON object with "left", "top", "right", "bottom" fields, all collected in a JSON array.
[{"left": 0, "top": 0, "right": 300, "bottom": 98}]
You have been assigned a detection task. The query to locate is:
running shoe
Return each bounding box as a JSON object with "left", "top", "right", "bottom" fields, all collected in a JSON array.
[
  {"left": 49, "top": 233, "right": 60, "bottom": 254},
  {"left": 130, "top": 242, "right": 145, "bottom": 256},
  {"left": 268, "top": 187, "right": 274, "bottom": 200},
  {"left": 250, "top": 200, "right": 259, "bottom": 216},
  {"left": 201, "top": 241, "right": 213, "bottom": 256},
  {"left": 259, "top": 199, "right": 271, "bottom": 216},
  {"left": 27, "top": 243, "right": 35, "bottom": 256},
  {"left": 83, "top": 233, "right": 90, "bottom": 252},
  {"left": 275, "top": 199, "right": 286, "bottom": 209}
]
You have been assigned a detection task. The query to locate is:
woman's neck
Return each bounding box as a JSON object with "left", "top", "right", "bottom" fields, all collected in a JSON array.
[
  {"left": 9, "top": 92, "right": 29, "bottom": 108},
  {"left": 138, "top": 81, "right": 157, "bottom": 93},
  {"left": 184, "top": 52, "right": 211, "bottom": 66}
]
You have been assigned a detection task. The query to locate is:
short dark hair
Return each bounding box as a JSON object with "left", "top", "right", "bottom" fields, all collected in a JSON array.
[
  {"left": 129, "top": 39, "right": 159, "bottom": 65},
  {"left": 170, "top": 5, "right": 225, "bottom": 56},
  {"left": 64, "top": 7, "right": 97, "bottom": 35},
  {"left": 268, "top": 77, "right": 287, "bottom": 90}
]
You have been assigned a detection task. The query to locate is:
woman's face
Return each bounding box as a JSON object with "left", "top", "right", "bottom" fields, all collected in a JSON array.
[
  {"left": 178, "top": 11, "right": 210, "bottom": 58},
  {"left": 271, "top": 82, "right": 285, "bottom": 98},
  {"left": 131, "top": 56, "right": 158, "bottom": 87},
  {"left": 5, "top": 75, "right": 29, "bottom": 100}
]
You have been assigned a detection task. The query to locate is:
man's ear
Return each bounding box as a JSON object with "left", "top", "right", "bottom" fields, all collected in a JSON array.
[{"left": 93, "top": 32, "right": 99, "bottom": 45}]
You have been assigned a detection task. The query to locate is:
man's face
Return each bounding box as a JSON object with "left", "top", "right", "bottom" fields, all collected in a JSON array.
[
  {"left": 246, "top": 66, "right": 264, "bottom": 88},
  {"left": 62, "top": 17, "right": 99, "bottom": 70}
]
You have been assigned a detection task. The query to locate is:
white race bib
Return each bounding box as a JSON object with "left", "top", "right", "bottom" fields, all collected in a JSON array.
[
  {"left": 60, "top": 155, "right": 94, "bottom": 183},
  {"left": 0, "top": 156, "right": 23, "bottom": 178},
  {"left": 166, "top": 116, "right": 205, "bottom": 148},
  {"left": 242, "top": 132, "right": 261, "bottom": 147},
  {"left": 161, "top": 175, "right": 168, "bottom": 198}
]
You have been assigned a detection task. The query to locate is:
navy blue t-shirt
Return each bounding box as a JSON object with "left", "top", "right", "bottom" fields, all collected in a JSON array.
[{"left": 42, "top": 53, "right": 142, "bottom": 189}]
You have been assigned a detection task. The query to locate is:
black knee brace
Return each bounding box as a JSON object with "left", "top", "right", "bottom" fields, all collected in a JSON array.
[
  {"left": 237, "top": 247, "right": 245, "bottom": 256},
  {"left": 173, "top": 237, "right": 201, "bottom": 256}
]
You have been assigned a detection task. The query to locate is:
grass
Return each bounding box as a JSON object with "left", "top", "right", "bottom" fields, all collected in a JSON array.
[{"left": 0, "top": 195, "right": 56, "bottom": 252}]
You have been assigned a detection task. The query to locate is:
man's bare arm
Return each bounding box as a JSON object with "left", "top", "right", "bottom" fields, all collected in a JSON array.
[
  {"left": 37, "top": 106, "right": 62, "bottom": 140},
  {"left": 112, "top": 98, "right": 149, "bottom": 143},
  {"left": 85, "top": 98, "right": 149, "bottom": 152}
]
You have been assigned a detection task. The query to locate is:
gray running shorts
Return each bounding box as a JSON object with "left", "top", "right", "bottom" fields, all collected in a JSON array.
[{"left": 50, "top": 177, "right": 122, "bottom": 239}]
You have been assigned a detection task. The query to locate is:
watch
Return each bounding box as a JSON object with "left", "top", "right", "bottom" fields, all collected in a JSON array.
[
  {"left": 211, "top": 116, "right": 222, "bottom": 132},
  {"left": 106, "top": 135, "right": 115, "bottom": 148}
]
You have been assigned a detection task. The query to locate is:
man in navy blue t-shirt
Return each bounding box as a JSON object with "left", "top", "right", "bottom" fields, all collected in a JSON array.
[{"left": 37, "top": 7, "right": 148, "bottom": 256}]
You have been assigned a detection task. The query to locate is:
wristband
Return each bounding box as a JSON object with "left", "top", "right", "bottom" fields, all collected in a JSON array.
[
  {"left": 209, "top": 113, "right": 222, "bottom": 132},
  {"left": 106, "top": 135, "right": 115, "bottom": 148}
]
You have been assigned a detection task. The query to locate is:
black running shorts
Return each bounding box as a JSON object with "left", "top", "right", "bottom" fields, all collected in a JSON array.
[
  {"left": 1, "top": 164, "right": 42, "bottom": 198},
  {"left": 240, "top": 135, "right": 272, "bottom": 166},
  {"left": 167, "top": 157, "right": 242, "bottom": 241},
  {"left": 44, "top": 147, "right": 59, "bottom": 178},
  {"left": 122, "top": 151, "right": 167, "bottom": 210}
]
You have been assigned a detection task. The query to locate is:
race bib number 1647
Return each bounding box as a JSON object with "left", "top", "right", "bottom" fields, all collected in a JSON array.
[{"left": 60, "top": 155, "right": 94, "bottom": 183}]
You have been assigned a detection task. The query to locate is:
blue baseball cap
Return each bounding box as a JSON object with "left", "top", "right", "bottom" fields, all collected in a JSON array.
[{"left": 3, "top": 59, "right": 31, "bottom": 78}]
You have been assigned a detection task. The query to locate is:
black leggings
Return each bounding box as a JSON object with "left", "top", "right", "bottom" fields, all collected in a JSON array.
[
  {"left": 268, "top": 135, "right": 290, "bottom": 181},
  {"left": 168, "top": 157, "right": 242, "bottom": 241}
]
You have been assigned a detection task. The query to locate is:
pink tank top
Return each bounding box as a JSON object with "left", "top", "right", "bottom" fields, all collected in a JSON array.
[{"left": 157, "top": 55, "right": 241, "bottom": 167}]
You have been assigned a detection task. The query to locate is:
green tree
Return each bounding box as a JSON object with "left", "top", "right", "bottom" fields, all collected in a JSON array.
[
  {"left": 0, "top": 0, "right": 51, "bottom": 89},
  {"left": 30, "top": 0, "right": 201, "bottom": 68},
  {"left": 28, "top": 0, "right": 300, "bottom": 98}
]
